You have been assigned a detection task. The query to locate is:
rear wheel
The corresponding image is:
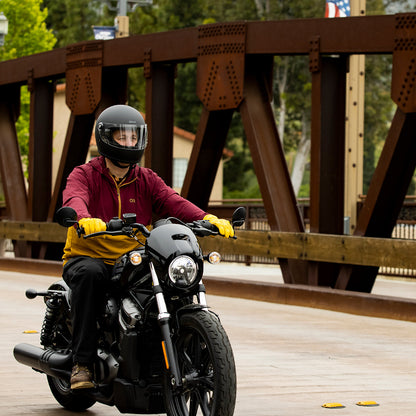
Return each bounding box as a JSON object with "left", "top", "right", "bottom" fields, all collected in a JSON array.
[
  {"left": 164, "top": 311, "right": 236, "bottom": 416},
  {"left": 47, "top": 375, "right": 96, "bottom": 412},
  {"left": 44, "top": 283, "right": 96, "bottom": 411}
]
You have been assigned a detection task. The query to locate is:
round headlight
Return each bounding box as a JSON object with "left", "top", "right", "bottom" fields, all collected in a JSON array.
[{"left": 168, "top": 256, "right": 198, "bottom": 288}]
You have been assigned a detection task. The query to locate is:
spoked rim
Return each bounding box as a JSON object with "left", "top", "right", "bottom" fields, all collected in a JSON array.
[{"left": 173, "top": 331, "right": 216, "bottom": 416}]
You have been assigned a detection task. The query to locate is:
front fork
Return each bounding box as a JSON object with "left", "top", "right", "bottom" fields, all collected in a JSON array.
[
  {"left": 149, "top": 262, "right": 209, "bottom": 389},
  {"left": 149, "top": 262, "right": 182, "bottom": 388}
]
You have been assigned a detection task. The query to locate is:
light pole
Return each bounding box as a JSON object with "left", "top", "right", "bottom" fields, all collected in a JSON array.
[
  {"left": 0, "top": 12, "right": 8, "bottom": 47},
  {"left": 97, "top": 1, "right": 153, "bottom": 38}
]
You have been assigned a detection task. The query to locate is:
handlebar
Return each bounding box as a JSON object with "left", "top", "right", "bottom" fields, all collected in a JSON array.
[
  {"left": 80, "top": 218, "right": 229, "bottom": 240},
  {"left": 56, "top": 206, "right": 245, "bottom": 240},
  {"left": 81, "top": 222, "right": 151, "bottom": 239}
]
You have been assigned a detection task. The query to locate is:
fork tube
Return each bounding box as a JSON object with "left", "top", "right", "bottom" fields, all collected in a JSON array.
[
  {"left": 149, "top": 262, "right": 182, "bottom": 387},
  {"left": 198, "top": 281, "right": 208, "bottom": 310}
]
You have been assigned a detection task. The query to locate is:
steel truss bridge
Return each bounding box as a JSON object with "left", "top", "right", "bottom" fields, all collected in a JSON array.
[{"left": 1, "top": 13, "right": 416, "bottom": 293}]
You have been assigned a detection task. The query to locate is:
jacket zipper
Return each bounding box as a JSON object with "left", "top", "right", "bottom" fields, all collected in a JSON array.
[{"left": 111, "top": 176, "right": 137, "bottom": 218}]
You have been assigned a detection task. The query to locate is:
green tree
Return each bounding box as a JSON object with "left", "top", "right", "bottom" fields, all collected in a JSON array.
[
  {"left": 42, "top": 0, "right": 101, "bottom": 47},
  {"left": 0, "top": 0, "right": 56, "bottom": 161},
  {"left": 0, "top": 0, "right": 56, "bottom": 60}
]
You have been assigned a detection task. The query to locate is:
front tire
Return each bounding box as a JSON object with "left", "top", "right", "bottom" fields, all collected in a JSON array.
[{"left": 164, "top": 310, "right": 236, "bottom": 416}]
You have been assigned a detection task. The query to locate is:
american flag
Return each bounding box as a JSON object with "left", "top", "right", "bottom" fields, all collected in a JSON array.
[{"left": 325, "top": 0, "right": 350, "bottom": 17}]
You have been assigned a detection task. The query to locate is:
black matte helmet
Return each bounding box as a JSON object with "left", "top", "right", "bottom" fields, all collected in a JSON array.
[{"left": 95, "top": 105, "right": 148, "bottom": 165}]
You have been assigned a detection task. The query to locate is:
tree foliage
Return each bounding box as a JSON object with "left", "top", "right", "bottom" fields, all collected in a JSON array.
[
  {"left": 42, "top": 0, "right": 101, "bottom": 47},
  {"left": 0, "top": 0, "right": 56, "bottom": 60}
]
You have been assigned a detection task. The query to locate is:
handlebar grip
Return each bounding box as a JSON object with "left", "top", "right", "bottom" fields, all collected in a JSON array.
[{"left": 199, "top": 220, "right": 218, "bottom": 232}]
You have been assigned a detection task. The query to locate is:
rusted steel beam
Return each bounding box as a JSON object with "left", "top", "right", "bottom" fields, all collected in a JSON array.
[
  {"left": 27, "top": 78, "right": 54, "bottom": 259},
  {"left": 310, "top": 56, "right": 347, "bottom": 235},
  {"left": 0, "top": 87, "right": 31, "bottom": 257},
  {"left": 0, "top": 14, "right": 406, "bottom": 87},
  {"left": 181, "top": 108, "right": 234, "bottom": 209},
  {"left": 391, "top": 13, "right": 416, "bottom": 113},
  {"left": 28, "top": 78, "right": 54, "bottom": 222},
  {"left": 240, "top": 56, "right": 308, "bottom": 284},
  {"left": 196, "top": 22, "right": 246, "bottom": 111},
  {"left": 309, "top": 56, "right": 347, "bottom": 287},
  {"left": 65, "top": 42, "right": 104, "bottom": 115},
  {"left": 245, "top": 15, "right": 395, "bottom": 55},
  {"left": 97, "top": 66, "right": 128, "bottom": 114},
  {"left": 336, "top": 110, "right": 416, "bottom": 292},
  {"left": 241, "top": 57, "right": 301, "bottom": 232},
  {"left": 144, "top": 62, "right": 175, "bottom": 185},
  {"left": 0, "top": 49, "right": 66, "bottom": 86},
  {"left": 0, "top": 88, "right": 28, "bottom": 221}
]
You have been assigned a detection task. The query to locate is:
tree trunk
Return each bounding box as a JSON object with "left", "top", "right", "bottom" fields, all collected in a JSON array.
[
  {"left": 275, "top": 56, "right": 289, "bottom": 144},
  {"left": 291, "top": 112, "right": 310, "bottom": 196}
]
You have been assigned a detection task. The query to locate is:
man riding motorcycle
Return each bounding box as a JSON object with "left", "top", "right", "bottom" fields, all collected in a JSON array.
[{"left": 61, "top": 104, "right": 233, "bottom": 390}]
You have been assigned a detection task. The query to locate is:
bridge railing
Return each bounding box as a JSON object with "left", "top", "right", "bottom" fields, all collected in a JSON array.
[
  {"left": 207, "top": 200, "right": 416, "bottom": 278},
  {"left": 1, "top": 220, "right": 416, "bottom": 276}
]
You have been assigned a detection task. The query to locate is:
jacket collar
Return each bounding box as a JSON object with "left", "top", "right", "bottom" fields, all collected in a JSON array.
[{"left": 90, "top": 156, "right": 139, "bottom": 182}]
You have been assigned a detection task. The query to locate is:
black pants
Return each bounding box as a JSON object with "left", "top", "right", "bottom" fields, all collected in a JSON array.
[{"left": 63, "top": 257, "right": 113, "bottom": 365}]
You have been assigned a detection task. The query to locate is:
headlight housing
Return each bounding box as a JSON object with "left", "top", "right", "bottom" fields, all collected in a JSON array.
[{"left": 168, "top": 255, "right": 198, "bottom": 289}]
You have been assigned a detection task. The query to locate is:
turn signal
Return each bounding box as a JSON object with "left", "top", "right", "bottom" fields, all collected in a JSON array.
[
  {"left": 207, "top": 251, "right": 221, "bottom": 265},
  {"left": 129, "top": 251, "right": 142, "bottom": 265}
]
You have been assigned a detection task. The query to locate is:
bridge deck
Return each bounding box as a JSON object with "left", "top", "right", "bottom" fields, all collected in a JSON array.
[{"left": 1, "top": 267, "right": 415, "bottom": 415}]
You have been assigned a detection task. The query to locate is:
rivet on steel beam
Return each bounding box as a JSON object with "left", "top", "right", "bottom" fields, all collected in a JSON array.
[
  {"left": 27, "top": 68, "right": 34, "bottom": 93},
  {"left": 144, "top": 48, "right": 152, "bottom": 79},
  {"left": 309, "top": 36, "right": 321, "bottom": 73}
]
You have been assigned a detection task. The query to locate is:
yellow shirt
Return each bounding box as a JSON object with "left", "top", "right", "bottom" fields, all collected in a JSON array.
[{"left": 62, "top": 226, "right": 146, "bottom": 265}]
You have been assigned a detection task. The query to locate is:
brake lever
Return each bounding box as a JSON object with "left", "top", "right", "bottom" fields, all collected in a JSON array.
[
  {"left": 83, "top": 230, "right": 124, "bottom": 239},
  {"left": 76, "top": 225, "right": 84, "bottom": 238},
  {"left": 83, "top": 224, "right": 151, "bottom": 239}
]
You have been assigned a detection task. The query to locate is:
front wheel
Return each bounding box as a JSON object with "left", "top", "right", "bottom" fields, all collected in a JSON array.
[{"left": 164, "top": 311, "right": 236, "bottom": 416}]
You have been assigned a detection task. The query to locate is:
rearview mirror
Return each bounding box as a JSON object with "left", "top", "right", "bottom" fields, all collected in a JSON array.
[
  {"left": 232, "top": 207, "right": 246, "bottom": 228},
  {"left": 55, "top": 206, "right": 78, "bottom": 227}
]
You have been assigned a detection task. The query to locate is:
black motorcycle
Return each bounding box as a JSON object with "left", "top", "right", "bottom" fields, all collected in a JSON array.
[{"left": 14, "top": 207, "right": 246, "bottom": 415}]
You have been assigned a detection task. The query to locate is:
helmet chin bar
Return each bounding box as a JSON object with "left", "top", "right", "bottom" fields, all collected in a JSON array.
[{"left": 109, "top": 159, "right": 132, "bottom": 169}]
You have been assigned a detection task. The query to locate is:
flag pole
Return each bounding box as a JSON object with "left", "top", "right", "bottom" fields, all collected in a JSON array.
[{"left": 344, "top": 0, "right": 366, "bottom": 234}]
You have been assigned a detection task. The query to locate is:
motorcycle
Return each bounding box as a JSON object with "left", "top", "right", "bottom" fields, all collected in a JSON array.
[{"left": 14, "top": 206, "right": 246, "bottom": 415}]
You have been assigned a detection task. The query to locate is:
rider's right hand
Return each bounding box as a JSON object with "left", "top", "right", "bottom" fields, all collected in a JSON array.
[{"left": 79, "top": 217, "right": 107, "bottom": 235}]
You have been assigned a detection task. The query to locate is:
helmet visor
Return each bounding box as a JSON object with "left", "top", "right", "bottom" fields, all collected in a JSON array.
[{"left": 109, "top": 124, "right": 148, "bottom": 150}]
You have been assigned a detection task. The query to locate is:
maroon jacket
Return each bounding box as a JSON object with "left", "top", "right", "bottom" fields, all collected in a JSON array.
[
  {"left": 63, "top": 156, "right": 206, "bottom": 224},
  {"left": 62, "top": 156, "right": 206, "bottom": 264}
]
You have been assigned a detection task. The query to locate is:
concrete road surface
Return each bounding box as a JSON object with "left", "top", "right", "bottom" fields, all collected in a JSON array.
[{"left": 1, "top": 268, "right": 415, "bottom": 415}]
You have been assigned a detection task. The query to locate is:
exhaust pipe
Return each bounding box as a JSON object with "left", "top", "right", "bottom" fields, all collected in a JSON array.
[{"left": 14, "top": 343, "right": 72, "bottom": 379}]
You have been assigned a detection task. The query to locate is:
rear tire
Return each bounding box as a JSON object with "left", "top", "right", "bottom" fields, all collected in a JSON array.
[
  {"left": 164, "top": 310, "right": 236, "bottom": 416},
  {"left": 47, "top": 375, "right": 96, "bottom": 412},
  {"left": 44, "top": 282, "right": 96, "bottom": 411}
]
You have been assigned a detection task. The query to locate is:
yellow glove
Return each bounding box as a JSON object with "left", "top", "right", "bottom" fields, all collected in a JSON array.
[
  {"left": 203, "top": 214, "right": 234, "bottom": 238},
  {"left": 79, "top": 217, "right": 107, "bottom": 235}
]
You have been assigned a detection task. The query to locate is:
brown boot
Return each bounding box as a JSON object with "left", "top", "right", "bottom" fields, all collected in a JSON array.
[{"left": 70, "top": 364, "right": 94, "bottom": 389}]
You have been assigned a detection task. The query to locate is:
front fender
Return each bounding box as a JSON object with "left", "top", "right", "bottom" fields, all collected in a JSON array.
[{"left": 174, "top": 304, "right": 219, "bottom": 327}]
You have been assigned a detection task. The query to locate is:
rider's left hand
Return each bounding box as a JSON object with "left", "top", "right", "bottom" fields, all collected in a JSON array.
[{"left": 203, "top": 214, "right": 234, "bottom": 238}]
